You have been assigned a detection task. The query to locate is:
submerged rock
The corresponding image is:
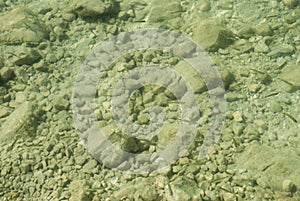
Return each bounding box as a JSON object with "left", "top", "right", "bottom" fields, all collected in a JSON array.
[
  {"left": 0, "top": 102, "right": 39, "bottom": 143},
  {"left": 192, "top": 20, "right": 235, "bottom": 51},
  {"left": 70, "top": 0, "right": 117, "bottom": 18},
  {"left": 279, "top": 64, "right": 300, "bottom": 92},
  {"left": 234, "top": 144, "right": 300, "bottom": 191},
  {"left": 0, "top": 7, "right": 49, "bottom": 45}
]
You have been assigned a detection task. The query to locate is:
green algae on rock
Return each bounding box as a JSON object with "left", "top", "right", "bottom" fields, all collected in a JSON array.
[
  {"left": 0, "top": 7, "right": 49, "bottom": 45},
  {"left": 192, "top": 20, "right": 235, "bottom": 52}
]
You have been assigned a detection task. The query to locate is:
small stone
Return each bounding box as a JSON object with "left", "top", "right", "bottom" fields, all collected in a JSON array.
[
  {"left": 52, "top": 95, "right": 69, "bottom": 110},
  {"left": 254, "top": 40, "right": 270, "bottom": 53},
  {"left": 15, "top": 92, "right": 27, "bottom": 103},
  {"left": 199, "top": 0, "right": 211, "bottom": 11},
  {"left": 0, "top": 67, "right": 14, "bottom": 82},
  {"left": 269, "top": 100, "right": 282, "bottom": 112},
  {"left": 255, "top": 23, "right": 273, "bottom": 36},
  {"left": 137, "top": 112, "right": 150, "bottom": 124},
  {"left": 69, "top": 180, "right": 91, "bottom": 201},
  {"left": 232, "top": 111, "right": 243, "bottom": 122},
  {"left": 237, "top": 26, "right": 255, "bottom": 39},
  {"left": 282, "top": 179, "right": 294, "bottom": 192},
  {"left": 282, "top": 0, "right": 299, "bottom": 8},
  {"left": 62, "top": 11, "right": 77, "bottom": 22},
  {"left": 248, "top": 84, "right": 261, "bottom": 92}
]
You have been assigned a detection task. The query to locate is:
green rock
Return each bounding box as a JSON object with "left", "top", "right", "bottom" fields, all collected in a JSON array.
[
  {"left": 0, "top": 102, "right": 38, "bottom": 143},
  {"left": 70, "top": 0, "right": 117, "bottom": 18},
  {"left": 4, "top": 46, "right": 41, "bottom": 66},
  {"left": 173, "top": 61, "right": 207, "bottom": 93},
  {"left": 279, "top": 64, "right": 300, "bottom": 91},
  {"left": 0, "top": 7, "right": 49, "bottom": 45},
  {"left": 235, "top": 144, "right": 300, "bottom": 191},
  {"left": 192, "top": 20, "right": 235, "bottom": 52},
  {"left": 254, "top": 23, "right": 273, "bottom": 36}
]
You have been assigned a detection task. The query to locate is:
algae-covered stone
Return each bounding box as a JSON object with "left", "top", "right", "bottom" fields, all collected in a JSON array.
[
  {"left": 0, "top": 7, "right": 49, "bottom": 45},
  {"left": 146, "top": 0, "right": 183, "bottom": 28},
  {"left": 254, "top": 23, "right": 273, "bottom": 36},
  {"left": 279, "top": 64, "right": 300, "bottom": 91},
  {"left": 165, "top": 177, "right": 201, "bottom": 201},
  {"left": 69, "top": 180, "right": 92, "bottom": 201},
  {"left": 173, "top": 60, "right": 206, "bottom": 93},
  {"left": 147, "top": 0, "right": 182, "bottom": 23},
  {"left": 235, "top": 144, "right": 300, "bottom": 191},
  {"left": 112, "top": 177, "right": 158, "bottom": 200},
  {"left": 4, "top": 46, "right": 41, "bottom": 66},
  {"left": 192, "top": 20, "right": 235, "bottom": 52},
  {"left": 70, "top": 0, "right": 117, "bottom": 18},
  {"left": 0, "top": 102, "right": 38, "bottom": 143}
]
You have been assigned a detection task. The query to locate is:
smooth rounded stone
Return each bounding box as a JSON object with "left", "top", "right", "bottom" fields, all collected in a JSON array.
[
  {"left": 279, "top": 64, "right": 300, "bottom": 91},
  {"left": 254, "top": 23, "right": 273, "bottom": 36},
  {"left": 4, "top": 46, "right": 41, "bottom": 66},
  {"left": 0, "top": 7, "right": 49, "bottom": 45},
  {"left": 199, "top": 0, "right": 211, "bottom": 11},
  {"left": 61, "top": 11, "right": 77, "bottom": 22},
  {"left": 192, "top": 20, "right": 235, "bottom": 52},
  {"left": 70, "top": 0, "right": 117, "bottom": 18},
  {"left": 282, "top": 0, "right": 299, "bottom": 8}
]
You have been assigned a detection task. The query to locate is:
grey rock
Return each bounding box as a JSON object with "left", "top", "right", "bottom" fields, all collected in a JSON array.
[
  {"left": 0, "top": 7, "right": 49, "bottom": 45},
  {"left": 192, "top": 20, "right": 235, "bottom": 52}
]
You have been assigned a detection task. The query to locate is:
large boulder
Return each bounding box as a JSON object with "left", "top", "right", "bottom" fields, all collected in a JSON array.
[{"left": 0, "top": 7, "right": 49, "bottom": 45}]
